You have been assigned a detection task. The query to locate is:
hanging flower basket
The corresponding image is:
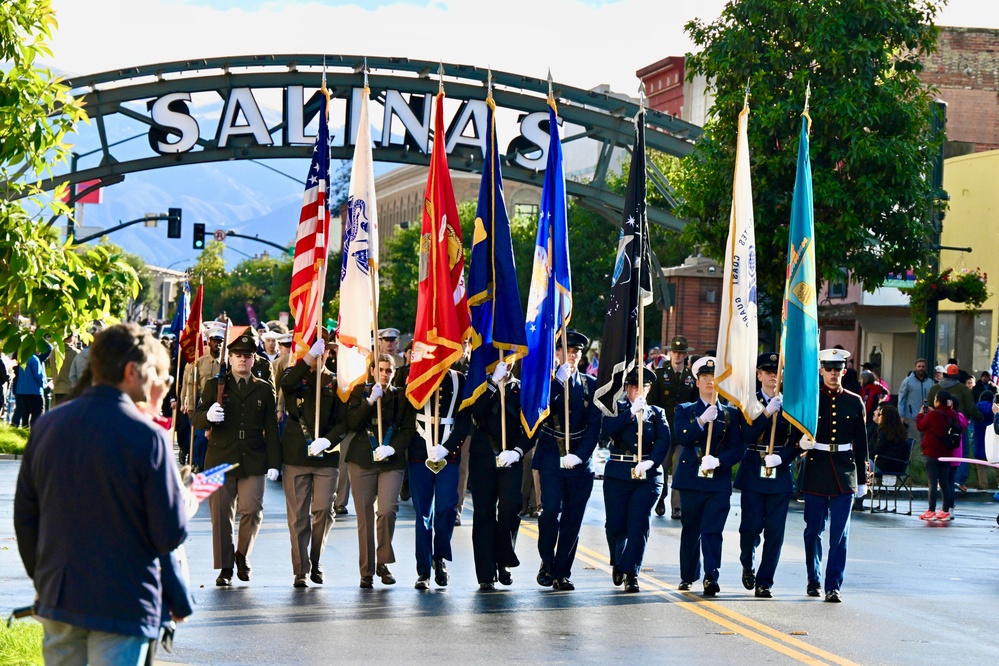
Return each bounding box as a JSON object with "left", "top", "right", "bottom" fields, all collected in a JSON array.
[{"left": 906, "top": 268, "right": 989, "bottom": 333}]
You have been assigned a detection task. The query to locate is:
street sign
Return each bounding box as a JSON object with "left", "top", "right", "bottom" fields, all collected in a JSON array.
[{"left": 214, "top": 229, "right": 227, "bottom": 242}]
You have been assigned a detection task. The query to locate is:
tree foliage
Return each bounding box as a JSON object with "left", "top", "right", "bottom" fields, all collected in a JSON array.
[
  {"left": 678, "top": 0, "right": 944, "bottom": 310},
  {"left": 0, "top": 1, "right": 139, "bottom": 362}
]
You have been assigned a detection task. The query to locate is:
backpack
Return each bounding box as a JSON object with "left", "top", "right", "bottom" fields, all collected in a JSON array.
[{"left": 943, "top": 415, "right": 964, "bottom": 449}]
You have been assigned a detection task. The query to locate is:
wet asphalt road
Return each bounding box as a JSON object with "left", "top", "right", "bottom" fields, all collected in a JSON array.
[{"left": 3, "top": 459, "right": 998, "bottom": 665}]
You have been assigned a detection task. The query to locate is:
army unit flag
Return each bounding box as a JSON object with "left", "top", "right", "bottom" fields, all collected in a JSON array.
[
  {"left": 594, "top": 110, "right": 653, "bottom": 416},
  {"left": 781, "top": 111, "right": 819, "bottom": 438},
  {"left": 337, "top": 85, "right": 380, "bottom": 400},
  {"left": 406, "top": 90, "right": 472, "bottom": 409},
  {"left": 520, "top": 99, "right": 572, "bottom": 437},
  {"left": 714, "top": 103, "right": 764, "bottom": 422},
  {"left": 179, "top": 283, "right": 203, "bottom": 365},
  {"left": 462, "top": 95, "right": 528, "bottom": 409},
  {"left": 289, "top": 90, "right": 332, "bottom": 363}
]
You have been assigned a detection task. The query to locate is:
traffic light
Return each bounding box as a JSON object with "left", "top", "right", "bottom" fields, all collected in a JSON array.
[
  {"left": 193, "top": 223, "right": 206, "bottom": 250},
  {"left": 167, "top": 207, "right": 182, "bottom": 239}
]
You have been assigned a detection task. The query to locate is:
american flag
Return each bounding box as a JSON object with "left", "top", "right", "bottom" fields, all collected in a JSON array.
[
  {"left": 991, "top": 339, "right": 999, "bottom": 384},
  {"left": 289, "top": 90, "right": 332, "bottom": 363},
  {"left": 188, "top": 463, "right": 236, "bottom": 502}
]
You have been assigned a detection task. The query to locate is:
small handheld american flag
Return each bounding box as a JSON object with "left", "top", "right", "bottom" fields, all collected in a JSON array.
[{"left": 188, "top": 463, "right": 238, "bottom": 502}]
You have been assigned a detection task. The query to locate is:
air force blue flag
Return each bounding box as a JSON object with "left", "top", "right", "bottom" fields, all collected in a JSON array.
[
  {"left": 168, "top": 282, "right": 189, "bottom": 360},
  {"left": 462, "top": 95, "right": 529, "bottom": 409},
  {"left": 521, "top": 100, "right": 571, "bottom": 438}
]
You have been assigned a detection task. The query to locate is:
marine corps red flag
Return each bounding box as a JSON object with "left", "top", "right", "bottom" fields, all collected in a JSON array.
[
  {"left": 179, "top": 283, "right": 204, "bottom": 364},
  {"left": 406, "top": 90, "right": 471, "bottom": 409}
]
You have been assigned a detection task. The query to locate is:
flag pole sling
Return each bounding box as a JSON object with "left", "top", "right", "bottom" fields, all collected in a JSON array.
[
  {"left": 635, "top": 273, "right": 645, "bottom": 476},
  {"left": 314, "top": 259, "right": 328, "bottom": 447},
  {"left": 703, "top": 389, "right": 717, "bottom": 478},
  {"left": 765, "top": 354, "right": 786, "bottom": 478},
  {"left": 500, "top": 353, "right": 508, "bottom": 453},
  {"left": 369, "top": 266, "right": 383, "bottom": 446}
]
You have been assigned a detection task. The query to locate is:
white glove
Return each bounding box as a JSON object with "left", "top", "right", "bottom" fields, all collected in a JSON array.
[
  {"left": 207, "top": 402, "right": 225, "bottom": 423},
  {"left": 764, "top": 454, "right": 782, "bottom": 468},
  {"left": 799, "top": 435, "right": 815, "bottom": 450},
  {"left": 309, "top": 437, "right": 332, "bottom": 456},
  {"left": 700, "top": 454, "right": 720, "bottom": 472},
  {"left": 555, "top": 363, "right": 573, "bottom": 384},
  {"left": 374, "top": 445, "right": 395, "bottom": 461},
  {"left": 497, "top": 449, "right": 522, "bottom": 467},
  {"left": 635, "top": 459, "right": 655, "bottom": 474},
  {"left": 308, "top": 339, "right": 326, "bottom": 358},
  {"left": 630, "top": 396, "right": 647, "bottom": 416},
  {"left": 490, "top": 361, "right": 509, "bottom": 384},
  {"left": 366, "top": 383, "right": 384, "bottom": 405},
  {"left": 699, "top": 405, "right": 718, "bottom": 424},
  {"left": 431, "top": 445, "right": 449, "bottom": 461},
  {"left": 266, "top": 468, "right": 280, "bottom": 481},
  {"left": 764, "top": 395, "right": 783, "bottom": 416},
  {"left": 856, "top": 484, "right": 868, "bottom": 498},
  {"left": 561, "top": 453, "right": 582, "bottom": 469}
]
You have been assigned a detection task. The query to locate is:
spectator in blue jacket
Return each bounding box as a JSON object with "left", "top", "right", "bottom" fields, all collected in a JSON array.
[{"left": 12, "top": 352, "right": 47, "bottom": 428}]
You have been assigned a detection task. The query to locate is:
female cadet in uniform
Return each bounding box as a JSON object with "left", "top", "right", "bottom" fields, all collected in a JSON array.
[{"left": 599, "top": 366, "right": 670, "bottom": 592}]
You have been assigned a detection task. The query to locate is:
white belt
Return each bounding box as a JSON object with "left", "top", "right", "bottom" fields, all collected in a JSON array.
[
  {"left": 814, "top": 442, "right": 852, "bottom": 452},
  {"left": 416, "top": 371, "right": 459, "bottom": 452}
]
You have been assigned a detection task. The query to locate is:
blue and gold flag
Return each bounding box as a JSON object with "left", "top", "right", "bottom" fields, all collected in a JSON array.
[
  {"left": 781, "top": 112, "right": 819, "bottom": 438},
  {"left": 462, "top": 96, "right": 529, "bottom": 409},
  {"left": 520, "top": 100, "right": 571, "bottom": 437}
]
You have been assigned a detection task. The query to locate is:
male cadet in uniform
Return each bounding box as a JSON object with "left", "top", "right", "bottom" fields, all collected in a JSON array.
[
  {"left": 273, "top": 333, "right": 294, "bottom": 439},
  {"left": 799, "top": 348, "right": 869, "bottom": 603},
  {"left": 648, "top": 335, "right": 697, "bottom": 519},
  {"left": 260, "top": 330, "right": 281, "bottom": 363},
  {"left": 279, "top": 337, "right": 341, "bottom": 588},
  {"left": 400, "top": 364, "right": 471, "bottom": 589},
  {"left": 378, "top": 328, "right": 406, "bottom": 371},
  {"left": 600, "top": 366, "right": 670, "bottom": 592},
  {"left": 182, "top": 327, "right": 224, "bottom": 470},
  {"left": 194, "top": 329, "right": 281, "bottom": 587},
  {"left": 672, "top": 357, "right": 745, "bottom": 596},
  {"left": 342, "top": 354, "right": 414, "bottom": 588},
  {"left": 468, "top": 359, "right": 534, "bottom": 590},
  {"left": 533, "top": 331, "right": 602, "bottom": 591},
  {"left": 735, "top": 353, "right": 796, "bottom": 598}
]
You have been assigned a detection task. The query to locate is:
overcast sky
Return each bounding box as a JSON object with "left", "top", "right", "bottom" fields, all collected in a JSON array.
[{"left": 46, "top": 0, "right": 999, "bottom": 97}]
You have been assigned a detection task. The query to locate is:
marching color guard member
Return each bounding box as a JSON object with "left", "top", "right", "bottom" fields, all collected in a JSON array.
[
  {"left": 194, "top": 329, "right": 280, "bottom": 587},
  {"left": 279, "top": 337, "right": 341, "bottom": 588},
  {"left": 468, "top": 360, "right": 534, "bottom": 590},
  {"left": 402, "top": 365, "right": 471, "bottom": 589},
  {"left": 533, "top": 331, "right": 601, "bottom": 591},
  {"left": 600, "top": 366, "right": 670, "bottom": 592},
  {"left": 799, "top": 348, "right": 869, "bottom": 603},
  {"left": 648, "top": 335, "right": 697, "bottom": 519},
  {"left": 342, "top": 354, "right": 414, "bottom": 588},
  {"left": 734, "top": 353, "right": 796, "bottom": 598},
  {"left": 672, "top": 356, "right": 745, "bottom": 596}
]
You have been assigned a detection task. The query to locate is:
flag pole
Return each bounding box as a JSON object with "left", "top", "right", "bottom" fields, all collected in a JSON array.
[
  {"left": 487, "top": 70, "right": 510, "bottom": 459},
  {"left": 167, "top": 280, "right": 188, "bottom": 461},
  {"left": 314, "top": 71, "right": 333, "bottom": 448},
  {"left": 548, "top": 70, "right": 571, "bottom": 460},
  {"left": 634, "top": 84, "right": 647, "bottom": 480}
]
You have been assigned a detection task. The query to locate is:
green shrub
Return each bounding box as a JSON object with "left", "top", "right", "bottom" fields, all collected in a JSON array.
[
  {"left": 0, "top": 618, "right": 44, "bottom": 666},
  {"left": 0, "top": 423, "right": 29, "bottom": 455}
]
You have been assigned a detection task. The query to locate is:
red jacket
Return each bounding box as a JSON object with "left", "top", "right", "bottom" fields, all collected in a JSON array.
[{"left": 916, "top": 405, "right": 967, "bottom": 459}]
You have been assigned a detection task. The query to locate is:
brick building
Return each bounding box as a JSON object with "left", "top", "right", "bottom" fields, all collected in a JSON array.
[{"left": 659, "top": 253, "right": 723, "bottom": 354}]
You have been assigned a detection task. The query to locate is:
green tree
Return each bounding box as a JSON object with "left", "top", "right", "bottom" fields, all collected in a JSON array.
[
  {"left": 189, "top": 240, "right": 228, "bottom": 319},
  {"left": 678, "top": 0, "right": 944, "bottom": 314},
  {"left": 0, "top": 1, "right": 139, "bottom": 362}
]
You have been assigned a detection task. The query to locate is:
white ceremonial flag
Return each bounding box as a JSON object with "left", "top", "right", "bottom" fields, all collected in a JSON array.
[
  {"left": 337, "top": 86, "right": 379, "bottom": 400},
  {"left": 714, "top": 103, "right": 764, "bottom": 422}
]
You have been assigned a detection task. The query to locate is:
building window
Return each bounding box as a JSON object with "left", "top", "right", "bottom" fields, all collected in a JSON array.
[
  {"left": 514, "top": 203, "right": 539, "bottom": 219},
  {"left": 828, "top": 270, "right": 848, "bottom": 299}
]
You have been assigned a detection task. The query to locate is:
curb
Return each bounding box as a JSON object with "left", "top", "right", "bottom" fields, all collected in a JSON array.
[{"left": 0, "top": 453, "right": 21, "bottom": 460}]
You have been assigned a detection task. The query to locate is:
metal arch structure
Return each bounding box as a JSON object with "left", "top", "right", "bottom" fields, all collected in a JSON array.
[{"left": 38, "top": 55, "right": 702, "bottom": 231}]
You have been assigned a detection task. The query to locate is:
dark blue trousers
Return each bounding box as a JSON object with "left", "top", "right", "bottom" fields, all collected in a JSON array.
[
  {"left": 409, "top": 461, "right": 460, "bottom": 578},
  {"left": 739, "top": 490, "right": 791, "bottom": 588},
  {"left": 803, "top": 492, "right": 852, "bottom": 592},
  {"left": 603, "top": 475, "right": 662, "bottom": 576},
  {"left": 678, "top": 489, "right": 731, "bottom": 584},
  {"left": 193, "top": 429, "right": 208, "bottom": 469},
  {"left": 537, "top": 469, "right": 594, "bottom": 579},
  {"left": 469, "top": 448, "right": 523, "bottom": 584}
]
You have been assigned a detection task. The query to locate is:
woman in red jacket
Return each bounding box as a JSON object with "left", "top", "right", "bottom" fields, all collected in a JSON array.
[{"left": 915, "top": 390, "right": 967, "bottom": 521}]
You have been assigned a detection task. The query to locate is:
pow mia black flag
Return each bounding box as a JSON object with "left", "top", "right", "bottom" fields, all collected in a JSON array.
[{"left": 594, "top": 109, "right": 653, "bottom": 415}]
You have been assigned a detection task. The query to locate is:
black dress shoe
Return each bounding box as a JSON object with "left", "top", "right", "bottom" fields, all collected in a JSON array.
[
  {"left": 454, "top": 516, "right": 462, "bottom": 527},
  {"left": 552, "top": 577, "right": 575, "bottom": 591},
  {"left": 415, "top": 577, "right": 430, "bottom": 590},
  {"left": 537, "top": 565, "right": 554, "bottom": 587},
  {"left": 671, "top": 508, "right": 682, "bottom": 520},
  {"left": 434, "top": 559, "right": 449, "bottom": 587},
  {"left": 703, "top": 578, "right": 720, "bottom": 597},
  {"left": 806, "top": 582, "right": 821, "bottom": 597},
  {"left": 678, "top": 581, "right": 692, "bottom": 591},
  {"left": 655, "top": 499, "right": 667, "bottom": 517},
  {"left": 376, "top": 564, "right": 396, "bottom": 585},
  {"left": 359, "top": 576, "right": 374, "bottom": 588},
  {"left": 624, "top": 575, "right": 640, "bottom": 593},
  {"left": 755, "top": 585, "right": 773, "bottom": 598},
  {"left": 215, "top": 568, "right": 233, "bottom": 587},
  {"left": 294, "top": 575, "right": 308, "bottom": 588},
  {"left": 742, "top": 568, "right": 756, "bottom": 591},
  {"left": 234, "top": 551, "right": 251, "bottom": 581},
  {"left": 824, "top": 590, "right": 842, "bottom": 603},
  {"left": 497, "top": 566, "right": 513, "bottom": 586},
  {"left": 479, "top": 582, "right": 496, "bottom": 591},
  {"left": 310, "top": 562, "right": 324, "bottom": 584},
  {"left": 334, "top": 505, "right": 348, "bottom": 515},
  {"left": 612, "top": 567, "right": 625, "bottom": 586}
]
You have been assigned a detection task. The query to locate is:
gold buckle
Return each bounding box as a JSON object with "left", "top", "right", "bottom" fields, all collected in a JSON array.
[{"left": 828, "top": 443, "right": 839, "bottom": 453}]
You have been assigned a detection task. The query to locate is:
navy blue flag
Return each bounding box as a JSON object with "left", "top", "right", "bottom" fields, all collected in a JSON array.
[{"left": 461, "top": 96, "right": 529, "bottom": 409}]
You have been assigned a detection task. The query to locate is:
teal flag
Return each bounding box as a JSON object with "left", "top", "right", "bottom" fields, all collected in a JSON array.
[{"left": 781, "top": 113, "right": 819, "bottom": 438}]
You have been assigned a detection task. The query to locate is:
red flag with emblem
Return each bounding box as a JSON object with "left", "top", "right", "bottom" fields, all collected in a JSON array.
[
  {"left": 406, "top": 91, "right": 471, "bottom": 409},
  {"left": 179, "top": 283, "right": 204, "bottom": 364}
]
